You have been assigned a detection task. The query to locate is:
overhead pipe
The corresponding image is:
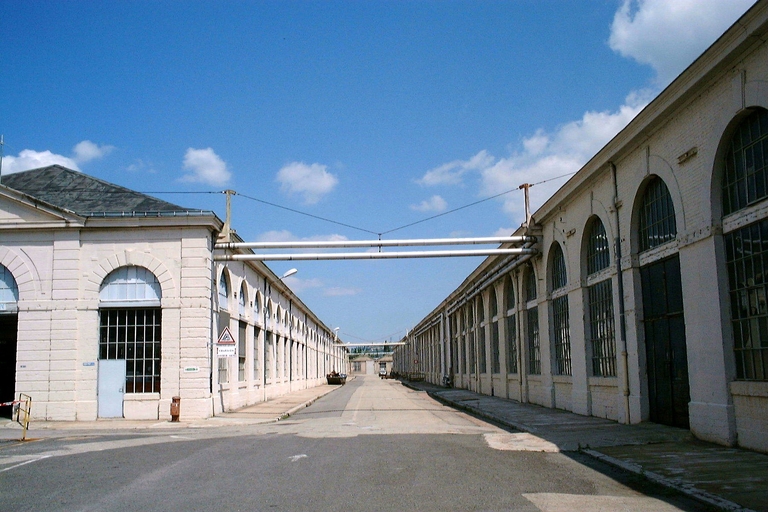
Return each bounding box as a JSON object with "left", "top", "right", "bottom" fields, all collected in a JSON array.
[
  {"left": 216, "top": 236, "right": 537, "bottom": 251},
  {"left": 215, "top": 248, "right": 537, "bottom": 262}
]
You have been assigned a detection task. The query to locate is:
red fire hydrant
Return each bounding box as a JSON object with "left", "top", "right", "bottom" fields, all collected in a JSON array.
[{"left": 170, "top": 396, "right": 181, "bottom": 422}]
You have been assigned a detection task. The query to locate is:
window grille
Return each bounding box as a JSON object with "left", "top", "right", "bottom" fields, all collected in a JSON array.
[
  {"left": 478, "top": 322, "right": 487, "bottom": 374},
  {"left": 99, "top": 308, "right": 161, "bottom": 393},
  {"left": 265, "top": 331, "right": 273, "bottom": 379},
  {"left": 238, "top": 321, "right": 247, "bottom": 381},
  {"left": 725, "top": 219, "right": 768, "bottom": 380},
  {"left": 491, "top": 320, "right": 500, "bottom": 373},
  {"left": 253, "top": 326, "right": 261, "bottom": 380},
  {"left": 639, "top": 177, "right": 677, "bottom": 251},
  {"left": 527, "top": 307, "right": 540, "bottom": 375},
  {"left": 506, "top": 314, "right": 517, "bottom": 374},
  {"left": 551, "top": 244, "right": 567, "bottom": 290},
  {"left": 525, "top": 264, "right": 537, "bottom": 302},
  {"left": 588, "top": 279, "right": 617, "bottom": 377},
  {"left": 552, "top": 295, "right": 572, "bottom": 375},
  {"left": 587, "top": 218, "right": 611, "bottom": 275},
  {"left": 723, "top": 109, "right": 768, "bottom": 216}
]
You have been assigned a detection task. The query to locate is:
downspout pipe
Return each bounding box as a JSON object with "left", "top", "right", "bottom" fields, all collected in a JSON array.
[{"left": 611, "top": 162, "right": 631, "bottom": 424}]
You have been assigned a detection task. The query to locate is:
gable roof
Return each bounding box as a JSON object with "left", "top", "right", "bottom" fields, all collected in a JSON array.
[{"left": 1, "top": 165, "right": 201, "bottom": 216}]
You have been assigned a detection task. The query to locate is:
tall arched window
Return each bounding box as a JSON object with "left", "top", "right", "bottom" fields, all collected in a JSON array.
[
  {"left": 639, "top": 177, "right": 677, "bottom": 251},
  {"left": 238, "top": 282, "right": 247, "bottom": 317},
  {"left": 524, "top": 263, "right": 540, "bottom": 375},
  {"left": 505, "top": 275, "right": 517, "bottom": 374},
  {"left": 490, "top": 285, "right": 500, "bottom": 374},
  {"left": 723, "top": 109, "right": 768, "bottom": 381},
  {"left": 99, "top": 266, "right": 162, "bottom": 393},
  {"left": 585, "top": 217, "right": 616, "bottom": 377},
  {"left": 218, "top": 271, "right": 230, "bottom": 311},
  {"left": 477, "top": 296, "right": 487, "bottom": 374},
  {"left": 550, "top": 244, "right": 571, "bottom": 376},
  {"left": 466, "top": 303, "right": 476, "bottom": 374}
]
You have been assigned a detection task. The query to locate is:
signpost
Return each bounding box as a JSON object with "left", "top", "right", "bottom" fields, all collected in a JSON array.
[{"left": 216, "top": 326, "right": 236, "bottom": 357}]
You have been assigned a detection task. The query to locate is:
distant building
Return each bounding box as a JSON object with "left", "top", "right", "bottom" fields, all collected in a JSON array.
[
  {"left": 0, "top": 166, "right": 346, "bottom": 421},
  {"left": 395, "top": 1, "right": 768, "bottom": 453}
]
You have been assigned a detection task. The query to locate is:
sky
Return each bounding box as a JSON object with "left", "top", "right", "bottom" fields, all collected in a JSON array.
[{"left": 0, "top": 0, "right": 756, "bottom": 344}]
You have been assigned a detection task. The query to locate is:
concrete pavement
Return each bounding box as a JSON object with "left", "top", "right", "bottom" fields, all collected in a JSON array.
[
  {"left": 0, "top": 381, "right": 344, "bottom": 436},
  {"left": 405, "top": 380, "right": 768, "bottom": 512},
  {"left": 3, "top": 376, "right": 767, "bottom": 511}
]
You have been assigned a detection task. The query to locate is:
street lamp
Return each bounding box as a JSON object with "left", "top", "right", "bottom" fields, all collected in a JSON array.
[{"left": 281, "top": 268, "right": 298, "bottom": 280}]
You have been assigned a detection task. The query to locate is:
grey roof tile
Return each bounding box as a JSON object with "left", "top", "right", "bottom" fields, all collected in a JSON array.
[{"left": 1, "top": 165, "right": 198, "bottom": 215}]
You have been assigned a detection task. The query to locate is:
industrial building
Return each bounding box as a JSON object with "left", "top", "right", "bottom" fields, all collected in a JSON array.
[
  {"left": 0, "top": 166, "right": 346, "bottom": 421},
  {"left": 394, "top": 1, "right": 768, "bottom": 453}
]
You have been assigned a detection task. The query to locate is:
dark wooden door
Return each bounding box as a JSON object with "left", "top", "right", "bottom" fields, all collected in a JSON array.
[
  {"left": 641, "top": 255, "right": 690, "bottom": 428},
  {"left": 0, "top": 314, "right": 18, "bottom": 418}
]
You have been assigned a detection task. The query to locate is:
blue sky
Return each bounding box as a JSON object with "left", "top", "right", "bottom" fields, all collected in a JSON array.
[{"left": 1, "top": 0, "right": 755, "bottom": 344}]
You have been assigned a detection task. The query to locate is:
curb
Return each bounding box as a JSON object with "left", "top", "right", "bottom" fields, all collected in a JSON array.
[
  {"left": 582, "top": 449, "right": 754, "bottom": 512},
  {"left": 418, "top": 386, "right": 751, "bottom": 512}
]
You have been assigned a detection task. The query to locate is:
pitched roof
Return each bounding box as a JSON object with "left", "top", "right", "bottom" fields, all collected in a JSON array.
[{"left": 1, "top": 165, "right": 198, "bottom": 216}]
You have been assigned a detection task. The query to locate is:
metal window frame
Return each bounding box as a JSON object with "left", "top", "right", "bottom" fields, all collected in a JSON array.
[
  {"left": 99, "top": 307, "right": 162, "bottom": 393},
  {"left": 551, "top": 295, "right": 572, "bottom": 376},
  {"left": 588, "top": 279, "right": 617, "bottom": 377}
]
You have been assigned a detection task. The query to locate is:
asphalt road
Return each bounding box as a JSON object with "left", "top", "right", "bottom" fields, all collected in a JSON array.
[{"left": 0, "top": 376, "right": 719, "bottom": 511}]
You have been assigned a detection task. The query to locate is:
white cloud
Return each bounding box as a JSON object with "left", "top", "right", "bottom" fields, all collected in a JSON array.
[
  {"left": 324, "top": 287, "right": 362, "bottom": 297},
  {"left": 276, "top": 161, "right": 338, "bottom": 204},
  {"left": 609, "top": 0, "right": 754, "bottom": 85},
  {"left": 1, "top": 140, "right": 115, "bottom": 175},
  {"left": 411, "top": 195, "right": 448, "bottom": 213},
  {"left": 420, "top": 92, "right": 649, "bottom": 225},
  {"left": 416, "top": 150, "right": 494, "bottom": 186},
  {"left": 73, "top": 140, "right": 114, "bottom": 163},
  {"left": 180, "top": 147, "right": 231, "bottom": 186},
  {"left": 2, "top": 150, "right": 79, "bottom": 174}
]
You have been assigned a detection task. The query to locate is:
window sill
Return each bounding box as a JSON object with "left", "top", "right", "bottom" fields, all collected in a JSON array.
[
  {"left": 730, "top": 380, "right": 768, "bottom": 398},
  {"left": 124, "top": 393, "right": 160, "bottom": 400}
]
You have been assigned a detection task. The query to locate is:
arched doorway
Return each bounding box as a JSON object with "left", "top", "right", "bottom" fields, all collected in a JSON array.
[
  {"left": 0, "top": 265, "right": 19, "bottom": 418},
  {"left": 637, "top": 176, "right": 690, "bottom": 428}
]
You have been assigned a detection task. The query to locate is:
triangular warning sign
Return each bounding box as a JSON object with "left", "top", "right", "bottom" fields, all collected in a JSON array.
[{"left": 218, "top": 326, "right": 235, "bottom": 344}]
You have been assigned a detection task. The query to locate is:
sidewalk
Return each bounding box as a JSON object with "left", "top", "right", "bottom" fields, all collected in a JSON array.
[
  {"left": 405, "top": 380, "right": 768, "bottom": 512},
  {"left": 0, "top": 382, "right": 342, "bottom": 437}
]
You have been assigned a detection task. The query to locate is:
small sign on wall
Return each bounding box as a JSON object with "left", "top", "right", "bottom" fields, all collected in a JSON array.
[{"left": 217, "top": 326, "right": 237, "bottom": 357}]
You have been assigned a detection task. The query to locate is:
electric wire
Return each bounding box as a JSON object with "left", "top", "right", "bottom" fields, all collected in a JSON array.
[{"left": 142, "top": 170, "right": 577, "bottom": 237}]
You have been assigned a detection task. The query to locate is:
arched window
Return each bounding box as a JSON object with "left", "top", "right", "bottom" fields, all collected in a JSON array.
[
  {"left": 550, "top": 243, "right": 571, "bottom": 375},
  {"left": 524, "top": 263, "right": 537, "bottom": 302},
  {"left": 466, "top": 303, "right": 475, "bottom": 374},
  {"left": 99, "top": 266, "right": 162, "bottom": 393},
  {"left": 218, "top": 271, "right": 230, "bottom": 311},
  {"left": 238, "top": 282, "right": 247, "bottom": 317},
  {"left": 587, "top": 218, "right": 611, "bottom": 274},
  {"left": 0, "top": 265, "right": 19, "bottom": 311},
  {"left": 490, "top": 285, "right": 501, "bottom": 374},
  {"left": 551, "top": 244, "right": 567, "bottom": 291},
  {"left": 723, "top": 109, "right": 768, "bottom": 381},
  {"left": 639, "top": 177, "right": 677, "bottom": 251},
  {"left": 585, "top": 217, "right": 616, "bottom": 377},
  {"left": 253, "top": 292, "right": 261, "bottom": 318},
  {"left": 477, "top": 296, "right": 486, "bottom": 374},
  {"left": 723, "top": 109, "right": 768, "bottom": 216},
  {"left": 522, "top": 263, "right": 540, "bottom": 375},
  {"left": 505, "top": 275, "right": 517, "bottom": 374}
]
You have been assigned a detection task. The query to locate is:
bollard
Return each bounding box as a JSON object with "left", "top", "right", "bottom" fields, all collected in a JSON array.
[{"left": 170, "top": 396, "right": 181, "bottom": 422}]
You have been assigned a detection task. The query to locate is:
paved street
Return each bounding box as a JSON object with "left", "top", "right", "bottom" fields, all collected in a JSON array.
[{"left": 0, "top": 376, "right": 720, "bottom": 511}]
